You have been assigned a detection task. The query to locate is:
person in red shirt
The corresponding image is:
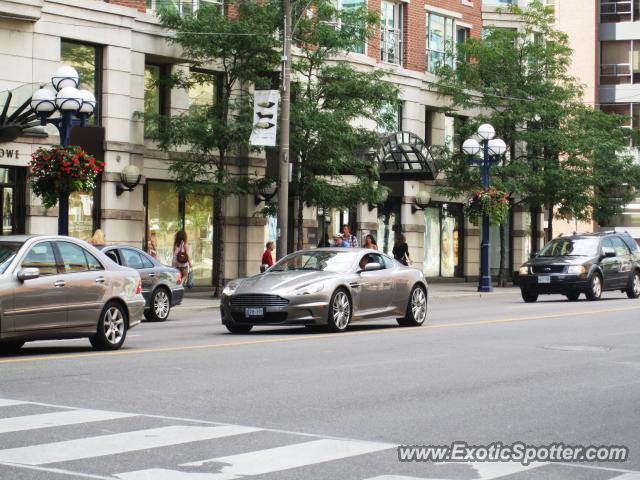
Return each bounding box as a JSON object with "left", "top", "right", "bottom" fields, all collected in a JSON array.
[{"left": 261, "top": 241, "right": 275, "bottom": 272}]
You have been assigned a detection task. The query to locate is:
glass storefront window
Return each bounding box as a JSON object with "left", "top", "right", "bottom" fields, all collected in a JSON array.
[
  {"left": 423, "top": 204, "right": 463, "bottom": 277},
  {"left": 0, "top": 167, "right": 25, "bottom": 235},
  {"left": 185, "top": 193, "right": 213, "bottom": 287},
  {"left": 146, "top": 181, "right": 214, "bottom": 286},
  {"left": 147, "top": 181, "right": 180, "bottom": 267},
  {"left": 68, "top": 191, "right": 94, "bottom": 241}
]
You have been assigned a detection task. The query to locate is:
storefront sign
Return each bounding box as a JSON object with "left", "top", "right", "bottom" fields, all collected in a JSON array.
[
  {"left": 250, "top": 90, "right": 279, "bottom": 147},
  {"left": 0, "top": 148, "right": 20, "bottom": 160}
]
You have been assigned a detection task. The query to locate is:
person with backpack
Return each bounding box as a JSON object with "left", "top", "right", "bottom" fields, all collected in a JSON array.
[{"left": 172, "top": 230, "right": 192, "bottom": 287}]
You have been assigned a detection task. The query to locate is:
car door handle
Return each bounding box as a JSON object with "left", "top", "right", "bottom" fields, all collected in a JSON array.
[
  {"left": 148, "top": 273, "right": 156, "bottom": 277},
  {"left": 95, "top": 277, "right": 105, "bottom": 284},
  {"left": 54, "top": 280, "right": 65, "bottom": 288}
]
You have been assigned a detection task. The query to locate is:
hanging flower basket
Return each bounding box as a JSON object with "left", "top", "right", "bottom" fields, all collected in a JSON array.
[
  {"left": 29, "top": 146, "right": 104, "bottom": 209},
  {"left": 464, "top": 187, "right": 510, "bottom": 226}
]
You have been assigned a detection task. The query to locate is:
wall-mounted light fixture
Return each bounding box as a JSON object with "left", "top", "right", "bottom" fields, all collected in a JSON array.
[
  {"left": 254, "top": 183, "right": 278, "bottom": 205},
  {"left": 411, "top": 190, "right": 431, "bottom": 213},
  {"left": 116, "top": 164, "right": 142, "bottom": 196}
]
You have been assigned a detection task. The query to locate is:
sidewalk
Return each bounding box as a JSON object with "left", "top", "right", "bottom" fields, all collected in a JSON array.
[{"left": 177, "top": 282, "right": 521, "bottom": 310}]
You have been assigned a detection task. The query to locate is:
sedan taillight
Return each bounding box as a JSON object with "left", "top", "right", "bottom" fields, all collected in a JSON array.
[{"left": 135, "top": 278, "right": 142, "bottom": 295}]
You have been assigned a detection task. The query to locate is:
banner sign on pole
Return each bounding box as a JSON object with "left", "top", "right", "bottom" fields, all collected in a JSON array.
[{"left": 250, "top": 90, "right": 280, "bottom": 147}]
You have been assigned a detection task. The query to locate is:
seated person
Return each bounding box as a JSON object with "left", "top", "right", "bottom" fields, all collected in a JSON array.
[{"left": 359, "top": 255, "right": 371, "bottom": 270}]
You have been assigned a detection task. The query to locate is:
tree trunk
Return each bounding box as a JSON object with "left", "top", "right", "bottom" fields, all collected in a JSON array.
[
  {"left": 212, "top": 152, "right": 225, "bottom": 298},
  {"left": 547, "top": 206, "right": 553, "bottom": 242},
  {"left": 296, "top": 184, "right": 304, "bottom": 251},
  {"left": 498, "top": 222, "right": 506, "bottom": 287},
  {"left": 530, "top": 205, "right": 540, "bottom": 256}
]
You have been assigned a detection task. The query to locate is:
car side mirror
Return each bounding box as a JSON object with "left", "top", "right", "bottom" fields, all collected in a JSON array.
[
  {"left": 529, "top": 251, "right": 538, "bottom": 260},
  {"left": 603, "top": 249, "right": 616, "bottom": 258},
  {"left": 17, "top": 268, "right": 40, "bottom": 282},
  {"left": 363, "top": 262, "right": 381, "bottom": 271}
]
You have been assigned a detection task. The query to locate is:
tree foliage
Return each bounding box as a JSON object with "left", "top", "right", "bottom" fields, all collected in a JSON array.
[
  {"left": 290, "top": 0, "right": 399, "bottom": 248},
  {"left": 145, "top": 1, "right": 281, "bottom": 296},
  {"left": 434, "top": 1, "right": 640, "bottom": 281}
]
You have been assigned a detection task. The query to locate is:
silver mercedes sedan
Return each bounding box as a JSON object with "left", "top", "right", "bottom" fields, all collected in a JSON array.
[
  {"left": 220, "top": 248, "right": 428, "bottom": 333},
  {"left": 0, "top": 235, "right": 145, "bottom": 353}
]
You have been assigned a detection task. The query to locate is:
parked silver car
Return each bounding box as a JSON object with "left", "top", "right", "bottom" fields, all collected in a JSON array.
[
  {"left": 0, "top": 235, "right": 145, "bottom": 352},
  {"left": 99, "top": 245, "right": 184, "bottom": 322},
  {"left": 220, "top": 248, "right": 428, "bottom": 333}
]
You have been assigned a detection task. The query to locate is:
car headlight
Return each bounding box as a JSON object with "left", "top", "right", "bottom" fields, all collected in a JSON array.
[
  {"left": 567, "top": 265, "right": 587, "bottom": 275},
  {"left": 292, "top": 283, "right": 324, "bottom": 295},
  {"left": 519, "top": 266, "right": 529, "bottom": 276},
  {"left": 222, "top": 280, "right": 241, "bottom": 297}
]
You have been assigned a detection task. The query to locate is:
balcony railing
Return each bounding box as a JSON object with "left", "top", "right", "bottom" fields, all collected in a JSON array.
[
  {"left": 381, "top": 28, "right": 403, "bottom": 66},
  {"left": 600, "top": 63, "right": 633, "bottom": 84}
]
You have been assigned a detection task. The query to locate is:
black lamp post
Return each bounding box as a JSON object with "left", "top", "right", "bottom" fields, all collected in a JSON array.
[
  {"left": 462, "top": 123, "right": 507, "bottom": 293},
  {"left": 30, "top": 65, "right": 97, "bottom": 236}
]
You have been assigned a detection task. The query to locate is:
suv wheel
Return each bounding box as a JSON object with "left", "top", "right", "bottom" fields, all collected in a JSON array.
[
  {"left": 626, "top": 271, "right": 640, "bottom": 299},
  {"left": 521, "top": 288, "right": 538, "bottom": 303},
  {"left": 585, "top": 273, "right": 603, "bottom": 301}
]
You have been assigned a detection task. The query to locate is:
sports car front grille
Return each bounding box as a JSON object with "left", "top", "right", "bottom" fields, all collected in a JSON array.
[
  {"left": 230, "top": 294, "right": 289, "bottom": 308},
  {"left": 531, "top": 265, "right": 566, "bottom": 274}
]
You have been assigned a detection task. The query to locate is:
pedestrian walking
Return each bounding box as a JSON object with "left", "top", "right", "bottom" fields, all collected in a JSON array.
[
  {"left": 89, "top": 229, "right": 106, "bottom": 247},
  {"left": 393, "top": 233, "right": 411, "bottom": 266},
  {"left": 147, "top": 230, "right": 158, "bottom": 259},
  {"left": 261, "top": 241, "right": 275, "bottom": 272},
  {"left": 341, "top": 224, "right": 358, "bottom": 248},
  {"left": 331, "top": 233, "right": 349, "bottom": 247},
  {"left": 364, "top": 234, "right": 378, "bottom": 250},
  {"left": 172, "top": 230, "right": 192, "bottom": 287}
]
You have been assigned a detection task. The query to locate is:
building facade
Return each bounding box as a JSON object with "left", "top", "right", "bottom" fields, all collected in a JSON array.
[{"left": 1, "top": 0, "right": 562, "bottom": 287}]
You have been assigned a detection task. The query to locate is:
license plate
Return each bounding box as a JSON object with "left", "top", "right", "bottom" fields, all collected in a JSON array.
[
  {"left": 538, "top": 276, "right": 551, "bottom": 284},
  {"left": 245, "top": 307, "right": 264, "bottom": 317}
]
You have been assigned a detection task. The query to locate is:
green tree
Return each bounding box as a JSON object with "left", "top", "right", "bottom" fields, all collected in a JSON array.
[
  {"left": 434, "top": 1, "right": 640, "bottom": 285},
  {"left": 289, "top": 0, "right": 399, "bottom": 249},
  {"left": 145, "top": 1, "right": 281, "bottom": 296}
]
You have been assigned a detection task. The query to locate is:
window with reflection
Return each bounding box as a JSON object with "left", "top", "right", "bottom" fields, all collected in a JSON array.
[{"left": 61, "top": 40, "right": 101, "bottom": 125}]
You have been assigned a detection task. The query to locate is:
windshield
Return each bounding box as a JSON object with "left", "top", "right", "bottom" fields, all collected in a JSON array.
[
  {"left": 270, "top": 251, "right": 354, "bottom": 273},
  {"left": 538, "top": 238, "right": 600, "bottom": 257},
  {"left": 0, "top": 242, "right": 23, "bottom": 273}
]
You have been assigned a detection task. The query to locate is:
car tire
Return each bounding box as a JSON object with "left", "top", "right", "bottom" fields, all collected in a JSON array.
[
  {"left": 626, "top": 271, "right": 640, "bottom": 299},
  {"left": 585, "top": 273, "right": 603, "bottom": 301},
  {"left": 144, "top": 288, "right": 171, "bottom": 322},
  {"left": 566, "top": 292, "right": 580, "bottom": 301},
  {"left": 521, "top": 288, "right": 538, "bottom": 303},
  {"left": 327, "top": 288, "right": 351, "bottom": 332},
  {"left": 397, "top": 284, "right": 427, "bottom": 327},
  {"left": 0, "top": 340, "right": 24, "bottom": 353},
  {"left": 89, "top": 302, "right": 128, "bottom": 350},
  {"left": 225, "top": 323, "right": 253, "bottom": 334}
]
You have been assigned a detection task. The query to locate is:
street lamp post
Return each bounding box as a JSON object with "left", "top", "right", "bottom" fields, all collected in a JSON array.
[
  {"left": 462, "top": 123, "right": 507, "bottom": 293},
  {"left": 30, "top": 65, "right": 97, "bottom": 236}
]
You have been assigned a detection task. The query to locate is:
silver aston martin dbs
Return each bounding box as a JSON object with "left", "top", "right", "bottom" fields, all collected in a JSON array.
[{"left": 220, "top": 248, "right": 428, "bottom": 333}]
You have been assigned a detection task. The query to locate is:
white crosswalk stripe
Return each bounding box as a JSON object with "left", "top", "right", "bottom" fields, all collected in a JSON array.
[
  {"left": 116, "top": 438, "right": 394, "bottom": 480},
  {"left": 0, "top": 425, "right": 261, "bottom": 465},
  {"left": 0, "top": 408, "right": 136, "bottom": 434}
]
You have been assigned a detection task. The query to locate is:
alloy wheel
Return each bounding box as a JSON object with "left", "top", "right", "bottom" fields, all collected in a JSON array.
[
  {"left": 332, "top": 291, "right": 351, "bottom": 330},
  {"left": 592, "top": 275, "right": 602, "bottom": 298},
  {"left": 154, "top": 290, "right": 170, "bottom": 319},
  {"left": 411, "top": 287, "right": 427, "bottom": 324},
  {"left": 103, "top": 307, "right": 125, "bottom": 345},
  {"left": 634, "top": 273, "right": 640, "bottom": 297}
]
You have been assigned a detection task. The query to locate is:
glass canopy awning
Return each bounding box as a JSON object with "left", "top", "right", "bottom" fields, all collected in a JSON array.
[
  {"left": 0, "top": 83, "right": 40, "bottom": 143},
  {"left": 374, "top": 131, "right": 438, "bottom": 180}
]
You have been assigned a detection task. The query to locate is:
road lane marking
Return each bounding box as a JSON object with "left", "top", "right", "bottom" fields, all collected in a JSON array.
[
  {"left": 0, "top": 462, "right": 113, "bottom": 480},
  {"left": 116, "top": 438, "right": 394, "bottom": 479},
  {"left": 0, "top": 409, "right": 136, "bottom": 434},
  {"left": 0, "top": 399, "right": 27, "bottom": 407},
  {"left": 1, "top": 304, "right": 638, "bottom": 365},
  {"left": 0, "top": 425, "right": 261, "bottom": 465}
]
